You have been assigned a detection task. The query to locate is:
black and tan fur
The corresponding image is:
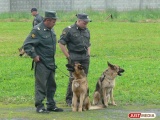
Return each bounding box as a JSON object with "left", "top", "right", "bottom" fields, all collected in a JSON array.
[
  {"left": 18, "top": 47, "right": 27, "bottom": 57},
  {"left": 66, "top": 63, "right": 90, "bottom": 112},
  {"left": 93, "top": 62, "right": 125, "bottom": 107}
]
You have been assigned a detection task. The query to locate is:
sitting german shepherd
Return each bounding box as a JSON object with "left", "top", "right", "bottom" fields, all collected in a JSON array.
[
  {"left": 66, "top": 63, "right": 90, "bottom": 112},
  {"left": 93, "top": 62, "right": 125, "bottom": 108}
]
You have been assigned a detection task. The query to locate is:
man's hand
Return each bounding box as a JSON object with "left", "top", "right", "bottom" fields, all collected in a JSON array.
[
  {"left": 66, "top": 56, "right": 70, "bottom": 63},
  {"left": 33, "top": 56, "right": 40, "bottom": 62}
]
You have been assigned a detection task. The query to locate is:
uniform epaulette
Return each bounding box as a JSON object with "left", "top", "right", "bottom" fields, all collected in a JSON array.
[
  {"left": 67, "top": 26, "right": 71, "bottom": 28},
  {"left": 37, "top": 27, "right": 40, "bottom": 30}
]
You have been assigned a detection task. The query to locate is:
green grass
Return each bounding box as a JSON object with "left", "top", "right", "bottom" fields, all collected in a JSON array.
[
  {"left": 0, "top": 21, "right": 160, "bottom": 105},
  {"left": 0, "top": 11, "right": 160, "bottom": 119},
  {"left": 1, "top": 9, "right": 160, "bottom": 22}
]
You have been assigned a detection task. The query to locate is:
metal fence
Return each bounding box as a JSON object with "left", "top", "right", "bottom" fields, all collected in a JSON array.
[{"left": 0, "top": 0, "right": 160, "bottom": 13}]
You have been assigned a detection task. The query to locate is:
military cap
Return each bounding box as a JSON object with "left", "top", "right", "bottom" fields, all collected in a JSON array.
[
  {"left": 45, "top": 11, "right": 58, "bottom": 19},
  {"left": 31, "top": 8, "right": 37, "bottom": 12},
  {"left": 76, "top": 13, "right": 92, "bottom": 22}
]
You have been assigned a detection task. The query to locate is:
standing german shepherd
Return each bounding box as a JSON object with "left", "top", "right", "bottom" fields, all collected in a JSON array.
[
  {"left": 66, "top": 63, "right": 90, "bottom": 112},
  {"left": 93, "top": 62, "right": 125, "bottom": 107}
]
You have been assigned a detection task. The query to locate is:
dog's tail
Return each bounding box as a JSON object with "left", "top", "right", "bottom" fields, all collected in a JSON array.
[
  {"left": 93, "top": 91, "right": 101, "bottom": 105},
  {"left": 89, "top": 105, "right": 104, "bottom": 110}
]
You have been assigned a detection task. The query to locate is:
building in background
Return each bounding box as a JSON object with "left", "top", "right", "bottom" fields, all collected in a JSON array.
[{"left": 0, "top": 0, "right": 160, "bottom": 13}]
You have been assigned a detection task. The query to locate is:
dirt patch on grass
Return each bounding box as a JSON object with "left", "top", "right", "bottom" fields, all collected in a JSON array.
[{"left": 0, "top": 104, "right": 159, "bottom": 120}]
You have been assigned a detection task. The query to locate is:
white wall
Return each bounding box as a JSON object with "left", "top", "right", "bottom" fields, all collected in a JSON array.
[
  {"left": 0, "top": 0, "right": 160, "bottom": 13},
  {"left": 0, "top": 0, "right": 10, "bottom": 13}
]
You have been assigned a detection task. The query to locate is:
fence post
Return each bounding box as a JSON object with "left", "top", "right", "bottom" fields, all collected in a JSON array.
[
  {"left": 9, "top": 0, "right": 11, "bottom": 12},
  {"left": 38, "top": 0, "right": 42, "bottom": 10},
  {"left": 70, "top": 0, "right": 73, "bottom": 11},
  {"left": 139, "top": 0, "right": 143, "bottom": 10}
]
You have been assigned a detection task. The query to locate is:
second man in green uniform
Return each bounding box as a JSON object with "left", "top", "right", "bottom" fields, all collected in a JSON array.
[{"left": 58, "top": 13, "right": 92, "bottom": 106}]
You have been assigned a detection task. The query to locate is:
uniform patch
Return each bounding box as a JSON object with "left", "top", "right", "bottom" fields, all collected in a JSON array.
[{"left": 31, "top": 34, "right": 36, "bottom": 38}]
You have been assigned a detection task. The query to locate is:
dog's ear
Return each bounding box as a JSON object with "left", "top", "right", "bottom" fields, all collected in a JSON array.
[
  {"left": 18, "top": 48, "right": 21, "bottom": 52},
  {"left": 107, "top": 61, "right": 115, "bottom": 69},
  {"left": 66, "top": 64, "right": 75, "bottom": 72}
]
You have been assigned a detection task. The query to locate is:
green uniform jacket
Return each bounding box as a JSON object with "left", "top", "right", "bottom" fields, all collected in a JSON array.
[
  {"left": 58, "top": 23, "right": 91, "bottom": 60},
  {"left": 23, "top": 22, "right": 56, "bottom": 70},
  {"left": 33, "top": 14, "right": 43, "bottom": 27}
]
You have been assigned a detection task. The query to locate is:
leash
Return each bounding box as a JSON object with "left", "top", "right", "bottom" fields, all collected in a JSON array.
[
  {"left": 31, "top": 60, "right": 34, "bottom": 70},
  {"left": 57, "top": 67, "right": 70, "bottom": 77},
  {"left": 57, "top": 67, "right": 74, "bottom": 79},
  {"left": 31, "top": 61, "right": 73, "bottom": 79},
  {"left": 31, "top": 58, "right": 74, "bottom": 79}
]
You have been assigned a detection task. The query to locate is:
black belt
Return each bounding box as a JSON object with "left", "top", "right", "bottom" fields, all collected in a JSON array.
[{"left": 70, "top": 50, "right": 86, "bottom": 54}]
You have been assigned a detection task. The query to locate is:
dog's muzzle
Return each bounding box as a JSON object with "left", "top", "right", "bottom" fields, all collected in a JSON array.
[{"left": 118, "top": 69, "right": 125, "bottom": 76}]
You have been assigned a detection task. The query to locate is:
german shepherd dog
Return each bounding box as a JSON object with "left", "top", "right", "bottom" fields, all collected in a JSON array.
[
  {"left": 18, "top": 47, "right": 27, "bottom": 57},
  {"left": 93, "top": 62, "right": 125, "bottom": 108},
  {"left": 66, "top": 63, "right": 90, "bottom": 112}
]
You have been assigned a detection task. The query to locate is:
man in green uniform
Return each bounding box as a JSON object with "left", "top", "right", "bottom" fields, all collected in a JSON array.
[
  {"left": 23, "top": 11, "right": 63, "bottom": 113},
  {"left": 31, "top": 8, "right": 43, "bottom": 27},
  {"left": 58, "top": 13, "right": 92, "bottom": 106}
]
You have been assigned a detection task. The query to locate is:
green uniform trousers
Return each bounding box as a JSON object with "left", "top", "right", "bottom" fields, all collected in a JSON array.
[{"left": 35, "top": 62, "right": 56, "bottom": 109}]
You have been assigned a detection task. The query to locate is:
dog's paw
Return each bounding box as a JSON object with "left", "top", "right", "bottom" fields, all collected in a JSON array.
[
  {"left": 112, "top": 103, "right": 117, "bottom": 106},
  {"left": 103, "top": 104, "right": 108, "bottom": 108},
  {"left": 72, "top": 107, "right": 77, "bottom": 112},
  {"left": 111, "top": 101, "right": 117, "bottom": 106},
  {"left": 78, "top": 108, "right": 82, "bottom": 112},
  {"left": 92, "top": 101, "right": 95, "bottom": 105},
  {"left": 92, "top": 101, "right": 98, "bottom": 105}
]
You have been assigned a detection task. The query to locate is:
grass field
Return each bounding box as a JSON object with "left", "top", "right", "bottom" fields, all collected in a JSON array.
[
  {"left": 1, "top": 9, "right": 160, "bottom": 22},
  {"left": 0, "top": 10, "right": 160, "bottom": 119}
]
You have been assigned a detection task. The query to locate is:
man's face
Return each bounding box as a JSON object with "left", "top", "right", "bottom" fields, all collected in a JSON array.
[
  {"left": 78, "top": 20, "right": 89, "bottom": 29},
  {"left": 31, "top": 11, "right": 37, "bottom": 16},
  {"left": 46, "top": 19, "right": 57, "bottom": 29}
]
